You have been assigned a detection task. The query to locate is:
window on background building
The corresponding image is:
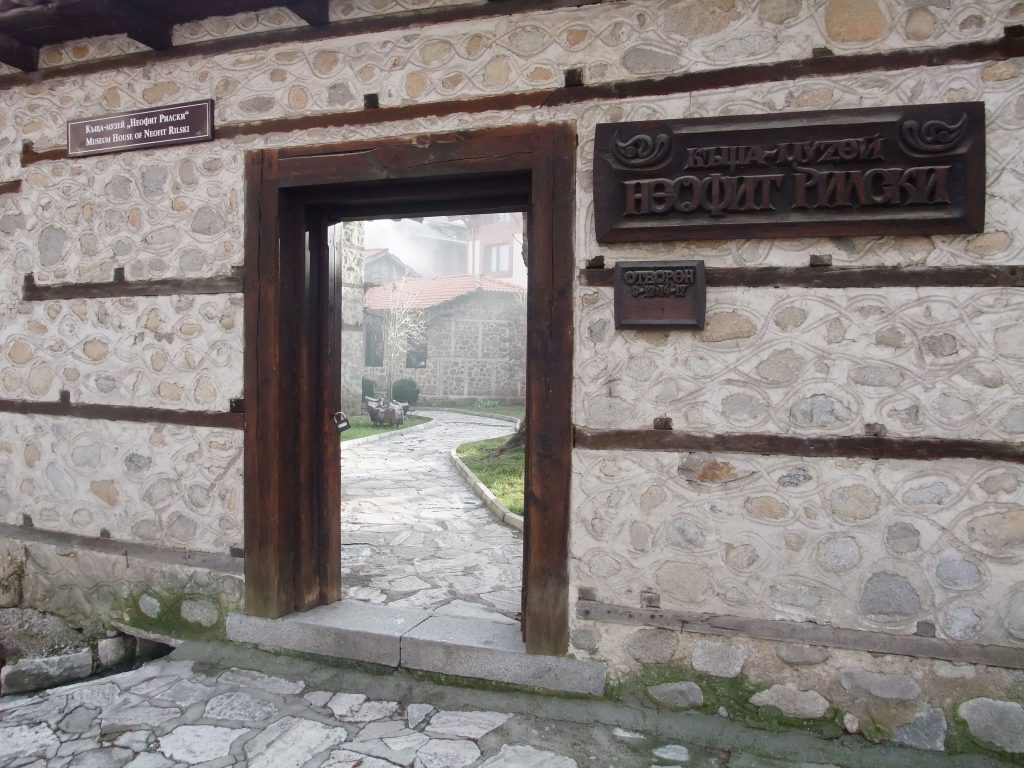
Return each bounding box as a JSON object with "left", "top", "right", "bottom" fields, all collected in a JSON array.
[
  {"left": 483, "top": 243, "right": 511, "bottom": 275},
  {"left": 406, "top": 340, "right": 428, "bottom": 369},
  {"left": 364, "top": 320, "right": 384, "bottom": 367}
]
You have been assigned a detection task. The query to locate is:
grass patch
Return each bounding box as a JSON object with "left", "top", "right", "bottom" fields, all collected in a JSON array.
[
  {"left": 456, "top": 435, "right": 525, "bottom": 517},
  {"left": 425, "top": 401, "right": 524, "bottom": 421},
  {"left": 340, "top": 414, "right": 431, "bottom": 442}
]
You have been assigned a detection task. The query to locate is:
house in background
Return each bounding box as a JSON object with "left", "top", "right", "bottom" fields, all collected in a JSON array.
[
  {"left": 363, "top": 218, "right": 469, "bottom": 280},
  {"left": 364, "top": 214, "right": 525, "bottom": 287},
  {"left": 465, "top": 212, "right": 527, "bottom": 288},
  {"left": 362, "top": 247, "right": 418, "bottom": 286},
  {"left": 362, "top": 274, "right": 526, "bottom": 403}
]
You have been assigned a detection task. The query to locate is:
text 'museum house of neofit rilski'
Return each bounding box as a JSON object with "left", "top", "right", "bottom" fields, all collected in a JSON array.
[{"left": 1, "top": 0, "right": 1024, "bottom": 756}]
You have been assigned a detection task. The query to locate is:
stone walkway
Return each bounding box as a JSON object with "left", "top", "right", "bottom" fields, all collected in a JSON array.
[
  {"left": 0, "top": 642, "right": 1004, "bottom": 768},
  {"left": 0, "top": 652, "right": 707, "bottom": 768},
  {"left": 340, "top": 410, "right": 522, "bottom": 623}
]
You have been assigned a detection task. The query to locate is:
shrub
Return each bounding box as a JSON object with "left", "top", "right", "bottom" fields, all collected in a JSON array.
[
  {"left": 392, "top": 378, "right": 419, "bottom": 405},
  {"left": 362, "top": 377, "right": 376, "bottom": 398}
]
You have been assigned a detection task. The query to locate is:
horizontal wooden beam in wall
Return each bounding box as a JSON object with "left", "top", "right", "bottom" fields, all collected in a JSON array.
[
  {"left": 0, "top": 522, "right": 243, "bottom": 575},
  {"left": 22, "top": 267, "right": 243, "bottom": 301},
  {"left": 0, "top": 179, "right": 21, "bottom": 196},
  {"left": 576, "top": 599, "right": 1024, "bottom": 670},
  {"left": 0, "top": 0, "right": 603, "bottom": 90},
  {"left": 573, "top": 427, "right": 1024, "bottom": 464},
  {"left": 0, "top": 391, "right": 244, "bottom": 429},
  {"left": 18, "top": 30, "right": 1024, "bottom": 168},
  {"left": 579, "top": 265, "right": 1024, "bottom": 289}
]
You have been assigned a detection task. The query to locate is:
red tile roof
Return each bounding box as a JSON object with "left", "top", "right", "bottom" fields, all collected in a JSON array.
[{"left": 364, "top": 274, "right": 524, "bottom": 311}]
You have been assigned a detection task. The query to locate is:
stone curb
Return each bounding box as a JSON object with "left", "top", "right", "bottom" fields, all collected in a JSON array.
[
  {"left": 424, "top": 408, "right": 521, "bottom": 430},
  {"left": 449, "top": 448, "right": 524, "bottom": 532},
  {"left": 338, "top": 416, "right": 438, "bottom": 450}
]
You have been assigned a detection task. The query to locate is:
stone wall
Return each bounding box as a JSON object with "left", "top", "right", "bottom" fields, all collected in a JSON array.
[
  {"left": 363, "top": 292, "right": 526, "bottom": 401},
  {"left": 0, "top": 0, "right": 1023, "bottom": 755},
  {"left": 334, "top": 221, "right": 366, "bottom": 413}
]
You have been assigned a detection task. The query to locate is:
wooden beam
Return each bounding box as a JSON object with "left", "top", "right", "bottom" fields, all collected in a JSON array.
[
  {"left": 0, "top": 391, "right": 244, "bottom": 429},
  {"left": 576, "top": 600, "right": 1024, "bottom": 670},
  {"left": 578, "top": 265, "right": 1024, "bottom": 289},
  {"left": 0, "top": 180, "right": 21, "bottom": 196},
  {"left": 22, "top": 267, "right": 243, "bottom": 301},
  {"left": 0, "top": 523, "right": 243, "bottom": 575},
  {"left": 0, "top": 31, "right": 37, "bottom": 72},
  {"left": 95, "top": 0, "right": 172, "bottom": 50},
  {"left": 573, "top": 427, "right": 1024, "bottom": 464},
  {"left": 288, "top": 0, "right": 330, "bottom": 26}
]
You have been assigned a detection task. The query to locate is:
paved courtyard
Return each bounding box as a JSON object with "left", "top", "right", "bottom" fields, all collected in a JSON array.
[
  {"left": 0, "top": 642, "right": 1004, "bottom": 768},
  {"left": 340, "top": 410, "right": 522, "bottom": 623},
  {"left": 0, "top": 646, "right": 715, "bottom": 768}
]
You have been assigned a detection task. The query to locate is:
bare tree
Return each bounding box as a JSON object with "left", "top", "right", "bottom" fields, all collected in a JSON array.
[{"left": 378, "top": 277, "right": 427, "bottom": 402}]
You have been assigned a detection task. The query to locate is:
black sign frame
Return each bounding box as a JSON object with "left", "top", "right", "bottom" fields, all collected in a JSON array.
[
  {"left": 67, "top": 100, "right": 215, "bottom": 158},
  {"left": 594, "top": 102, "right": 985, "bottom": 243}
]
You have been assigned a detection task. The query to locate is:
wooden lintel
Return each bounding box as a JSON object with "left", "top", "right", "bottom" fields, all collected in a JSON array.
[
  {"left": 22, "top": 268, "right": 243, "bottom": 301},
  {"left": 0, "top": 392, "right": 244, "bottom": 429},
  {"left": 573, "top": 426, "right": 1024, "bottom": 464},
  {"left": 288, "top": 0, "right": 331, "bottom": 26},
  {"left": 579, "top": 265, "right": 1024, "bottom": 289},
  {"left": 0, "top": 31, "right": 37, "bottom": 72},
  {"left": 94, "top": 0, "right": 173, "bottom": 50},
  {"left": 576, "top": 599, "right": 1024, "bottom": 670}
]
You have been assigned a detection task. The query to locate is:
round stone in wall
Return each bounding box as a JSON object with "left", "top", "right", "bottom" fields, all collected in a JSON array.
[
  {"left": 885, "top": 522, "right": 920, "bottom": 554},
  {"left": 935, "top": 551, "right": 983, "bottom": 591},
  {"left": 626, "top": 628, "right": 678, "bottom": 664},
  {"left": 830, "top": 484, "right": 880, "bottom": 523},
  {"left": 816, "top": 534, "right": 861, "bottom": 573},
  {"left": 958, "top": 698, "right": 1024, "bottom": 754},
  {"left": 859, "top": 572, "right": 922, "bottom": 620},
  {"left": 655, "top": 561, "right": 711, "bottom": 603},
  {"left": 692, "top": 640, "right": 747, "bottom": 678},
  {"left": 790, "top": 394, "right": 853, "bottom": 430},
  {"left": 138, "top": 593, "right": 161, "bottom": 619},
  {"left": 941, "top": 605, "right": 982, "bottom": 640},
  {"left": 1005, "top": 587, "right": 1024, "bottom": 640}
]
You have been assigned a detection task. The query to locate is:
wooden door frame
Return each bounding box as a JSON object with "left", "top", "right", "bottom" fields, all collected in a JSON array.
[{"left": 242, "top": 124, "right": 577, "bottom": 654}]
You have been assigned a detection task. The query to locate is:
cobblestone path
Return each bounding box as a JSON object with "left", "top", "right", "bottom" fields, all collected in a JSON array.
[
  {"left": 340, "top": 410, "right": 523, "bottom": 623},
  {"left": 0, "top": 643, "right": 983, "bottom": 768},
  {"left": 0, "top": 648, "right": 728, "bottom": 768}
]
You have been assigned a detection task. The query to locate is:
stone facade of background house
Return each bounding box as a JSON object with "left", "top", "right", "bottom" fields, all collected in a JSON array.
[
  {"left": 1, "top": 0, "right": 1023, "bottom": 755},
  {"left": 363, "top": 290, "right": 526, "bottom": 402},
  {"left": 334, "top": 221, "right": 366, "bottom": 414}
]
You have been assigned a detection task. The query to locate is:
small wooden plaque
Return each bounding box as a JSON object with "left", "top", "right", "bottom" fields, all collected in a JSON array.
[
  {"left": 67, "top": 100, "right": 214, "bottom": 158},
  {"left": 613, "top": 260, "right": 706, "bottom": 329}
]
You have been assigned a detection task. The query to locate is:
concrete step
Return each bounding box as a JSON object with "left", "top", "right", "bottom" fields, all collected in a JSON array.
[{"left": 226, "top": 600, "right": 606, "bottom": 696}]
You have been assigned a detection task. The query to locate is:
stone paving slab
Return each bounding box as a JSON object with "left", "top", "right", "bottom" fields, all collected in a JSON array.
[
  {"left": 341, "top": 410, "right": 522, "bottom": 623},
  {"left": 228, "top": 602, "right": 430, "bottom": 667},
  {"left": 401, "top": 615, "right": 606, "bottom": 696},
  {"left": 0, "top": 641, "right": 1011, "bottom": 768}
]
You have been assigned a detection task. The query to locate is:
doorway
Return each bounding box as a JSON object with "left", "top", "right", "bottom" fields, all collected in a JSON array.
[
  {"left": 337, "top": 213, "right": 527, "bottom": 622},
  {"left": 241, "top": 125, "right": 576, "bottom": 654}
]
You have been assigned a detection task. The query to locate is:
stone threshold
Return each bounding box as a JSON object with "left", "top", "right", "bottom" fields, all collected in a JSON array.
[
  {"left": 448, "top": 447, "right": 524, "bottom": 532},
  {"left": 226, "top": 600, "right": 605, "bottom": 696}
]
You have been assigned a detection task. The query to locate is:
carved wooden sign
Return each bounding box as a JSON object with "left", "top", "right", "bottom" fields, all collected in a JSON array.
[
  {"left": 614, "top": 260, "right": 706, "bottom": 329},
  {"left": 594, "top": 102, "right": 985, "bottom": 242},
  {"left": 67, "top": 100, "right": 214, "bottom": 158}
]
